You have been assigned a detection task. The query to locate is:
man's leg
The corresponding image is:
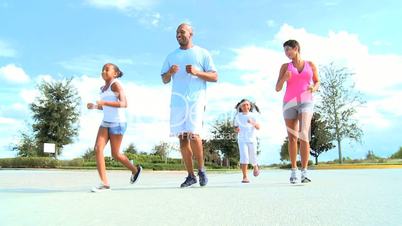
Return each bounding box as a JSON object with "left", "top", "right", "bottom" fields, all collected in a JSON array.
[
  {"left": 189, "top": 133, "right": 208, "bottom": 186},
  {"left": 178, "top": 133, "right": 198, "bottom": 187},
  {"left": 189, "top": 133, "right": 204, "bottom": 171},
  {"left": 179, "top": 133, "right": 194, "bottom": 176}
]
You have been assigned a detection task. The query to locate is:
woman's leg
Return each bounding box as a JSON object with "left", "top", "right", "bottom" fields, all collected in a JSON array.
[
  {"left": 110, "top": 134, "right": 137, "bottom": 174},
  {"left": 298, "top": 112, "right": 313, "bottom": 169},
  {"left": 94, "top": 127, "right": 110, "bottom": 186},
  {"left": 285, "top": 119, "right": 299, "bottom": 169}
]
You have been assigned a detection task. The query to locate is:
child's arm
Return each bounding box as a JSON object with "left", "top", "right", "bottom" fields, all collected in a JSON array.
[
  {"left": 248, "top": 118, "right": 260, "bottom": 130},
  {"left": 97, "top": 82, "right": 127, "bottom": 108},
  {"left": 87, "top": 103, "right": 103, "bottom": 110}
]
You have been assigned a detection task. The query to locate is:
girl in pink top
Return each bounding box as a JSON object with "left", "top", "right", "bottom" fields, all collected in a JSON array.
[{"left": 275, "top": 40, "right": 319, "bottom": 184}]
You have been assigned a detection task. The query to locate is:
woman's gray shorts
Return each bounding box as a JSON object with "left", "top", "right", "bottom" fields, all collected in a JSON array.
[{"left": 283, "top": 102, "right": 314, "bottom": 119}]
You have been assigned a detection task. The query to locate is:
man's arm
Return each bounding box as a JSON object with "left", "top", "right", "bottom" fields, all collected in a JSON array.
[
  {"left": 161, "top": 65, "right": 179, "bottom": 84},
  {"left": 186, "top": 65, "right": 218, "bottom": 82}
]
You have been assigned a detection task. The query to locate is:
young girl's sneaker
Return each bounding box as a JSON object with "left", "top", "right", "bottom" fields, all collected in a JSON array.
[
  {"left": 91, "top": 184, "right": 111, "bottom": 192},
  {"left": 130, "top": 165, "right": 142, "bottom": 184}
]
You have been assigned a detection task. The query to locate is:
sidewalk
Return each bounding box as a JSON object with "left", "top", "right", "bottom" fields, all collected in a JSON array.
[{"left": 1, "top": 169, "right": 401, "bottom": 226}]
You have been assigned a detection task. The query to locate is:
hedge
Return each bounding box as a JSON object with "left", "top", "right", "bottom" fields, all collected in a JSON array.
[{"left": 0, "top": 157, "right": 59, "bottom": 168}]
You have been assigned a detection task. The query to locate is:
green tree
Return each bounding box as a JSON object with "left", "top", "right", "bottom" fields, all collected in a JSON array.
[
  {"left": 30, "top": 79, "right": 80, "bottom": 156},
  {"left": 12, "top": 130, "right": 39, "bottom": 157},
  {"left": 203, "top": 139, "right": 222, "bottom": 166},
  {"left": 390, "top": 147, "right": 402, "bottom": 159},
  {"left": 82, "top": 148, "right": 95, "bottom": 161},
  {"left": 317, "top": 63, "right": 365, "bottom": 164},
  {"left": 123, "top": 143, "right": 138, "bottom": 155},
  {"left": 280, "top": 138, "right": 289, "bottom": 162},
  {"left": 365, "top": 150, "right": 381, "bottom": 160},
  {"left": 152, "top": 141, "right": 175, "bottom": 164},
  {"left": 310, "top": 113, "right": 335, "bottom": 165},
  {"left": 208, "top": 116, "right": 239, "bottom": 167}
]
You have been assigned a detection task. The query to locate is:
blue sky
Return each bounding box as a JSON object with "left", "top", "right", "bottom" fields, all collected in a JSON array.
[{"left": 1, "top": 0, "right": 401, "bottom": 163}]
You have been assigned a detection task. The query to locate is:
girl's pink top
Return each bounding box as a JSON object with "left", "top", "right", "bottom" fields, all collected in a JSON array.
[{"left": 283, "top": 61, "right": 313, "bottom": 103}]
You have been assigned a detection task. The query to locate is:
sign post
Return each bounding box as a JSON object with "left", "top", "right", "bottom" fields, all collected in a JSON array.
[{"left": 44, "top": 143, "right": 56, "bottom": 159}]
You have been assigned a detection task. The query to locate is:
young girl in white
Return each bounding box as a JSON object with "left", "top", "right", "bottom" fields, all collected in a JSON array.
[
  {"left": 87, "top": 63, "right": 142, "bottom": 192},
  {"left": 234, "top": 99, "right": 261, "bottom": 183}
]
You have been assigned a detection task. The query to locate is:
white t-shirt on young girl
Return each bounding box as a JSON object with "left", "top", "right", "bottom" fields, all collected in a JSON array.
[
  {"left": 234, "top": 112, "right": 259, "bottom": 143},
  {"left": 161, "top": 45, "right": 217, "bottom": 108},
  {"left": 100, "top": 79, "right": 126, "bottom": 123}
]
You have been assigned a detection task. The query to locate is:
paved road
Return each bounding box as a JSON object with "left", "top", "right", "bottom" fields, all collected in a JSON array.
[{"left": 0, "top": 169, "right": 401, "bottom": 226}]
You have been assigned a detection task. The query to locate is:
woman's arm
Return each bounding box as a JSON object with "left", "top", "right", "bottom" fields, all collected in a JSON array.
[
  {"left": 308, "top": 61, "right": 320, "bottom": 92},
  {"left": 276, "top": 63, "right": 290, "bottom": 92}
]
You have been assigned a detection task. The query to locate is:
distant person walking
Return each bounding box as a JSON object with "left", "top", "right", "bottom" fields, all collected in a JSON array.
[
  {"left": 161, "top": 23, "right": 218, "bottom": 188},
  {"left": 275, "top": 40, "right": 319, "bottom": 184},
  {"left": 234, "top": 99, "right": 261, "bottom": 183},
  {"left": 87, "top": 63, "right": 142, "bottom": 192}
]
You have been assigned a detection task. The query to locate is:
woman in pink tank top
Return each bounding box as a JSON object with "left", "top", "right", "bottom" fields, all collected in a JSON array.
[{"left": 275, "top": 40, "right": 320, "bottom": 184}]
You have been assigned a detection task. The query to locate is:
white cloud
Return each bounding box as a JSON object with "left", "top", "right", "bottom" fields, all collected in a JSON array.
[
  {"left": 36, "top": 74, "right": 54, "bottom": 83},
  {"left": 86, "top": 0, "right": 158, "bottom": 11},
  {"left": 266, "top": 20, "right": 276, "bottom": 28},
  {"left": 322, "top": 0, "right": 340, "bottom": 6},
  {"left": 11, "top": 103, "right": 26, "bottom": 111},
  {"left": 0, "top": 117, "right": 17, "bottom": 125},
  {"left": 0, "top": 40, "right": 16, "bottom": 57},
  {"left": 59, "top": 55, "right": 134, "bottom": 74},
  {"left": 0, "top": 64, "right": 30, "bottom": 83},
  {"left": 20, "top": 89, "right": 39, "bottom": 104},
  {"left": 210, "top": 50, "right": 221, "bottom": 56},
  {"left": 85, "top": 0, "right": 161, "bottom": 28},
  {"left": 372, "top": 40, "right": 391, "bottom": 47}
]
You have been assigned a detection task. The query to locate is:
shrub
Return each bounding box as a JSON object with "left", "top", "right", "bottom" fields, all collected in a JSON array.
[
  {"left": 125, "top": 153, "right": 164, "bottom": 164},
  {"left": 0, "top": 157, "right": 58, "bottom": 168},
  {"left": 279, "top": 160, "right": 314, "bottom": 169},
  {"left": 59, "top": 158, "right": 84, "bottom": 167},
  {"left": 390, "top": 147, "right": 402, "bottom": 159}
]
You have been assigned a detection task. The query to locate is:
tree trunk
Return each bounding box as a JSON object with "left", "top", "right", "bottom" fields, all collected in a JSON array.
[
  {"left": 337, "top": 139, "right": 342, "bottom": 164},
  {"left": 315, "top": 156, "right": 318, "bottom": 165}
]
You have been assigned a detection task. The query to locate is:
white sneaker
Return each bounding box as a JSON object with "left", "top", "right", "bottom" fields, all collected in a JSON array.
[
  {"left": 301, "top": 170, "right": 311, "bottom": 183},
  {"left": 91, "top": 184, "right": 111, "bottom": 192},
  {"left": 290, "top": 169, "right": 298, "bottom": 184}
]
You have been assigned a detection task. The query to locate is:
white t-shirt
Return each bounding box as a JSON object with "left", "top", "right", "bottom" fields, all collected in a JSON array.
[
  {"left": 234, "top": 112, "right": 260, "bottom": 143},
  {"left": 161, "top": 45, "right": 217, "bottom": 108},
  {"left": 100, "top": 79, "right": 126, "bottom": 123}
]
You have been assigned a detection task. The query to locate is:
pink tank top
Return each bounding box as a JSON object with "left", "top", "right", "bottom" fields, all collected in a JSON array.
[{"left": 283, "top": 61, "right": 313, "bottom": 103}]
